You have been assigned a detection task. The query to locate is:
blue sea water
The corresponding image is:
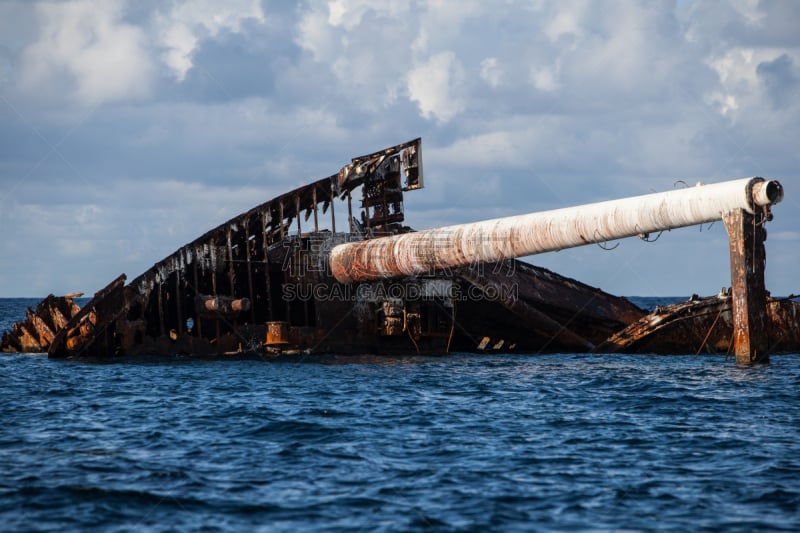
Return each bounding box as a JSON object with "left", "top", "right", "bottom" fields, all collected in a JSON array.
[{"left": 1, "top": 298, "right": 799, "bottom": 532}]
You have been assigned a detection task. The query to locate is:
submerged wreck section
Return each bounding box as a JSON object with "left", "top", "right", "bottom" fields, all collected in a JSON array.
[
  {"left": 597, "top": 293, "right": 800, "bottom": 356},
  {"left": 1, "top": 138, "right": 793, "bottom": 363},
  {"left": 1, "top": 294, "right": 82, "bottom": 353}
]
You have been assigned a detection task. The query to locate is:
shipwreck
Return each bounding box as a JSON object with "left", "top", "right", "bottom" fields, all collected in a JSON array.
[{"left": 1, "top": 138, "right": 795, "bottom": 364}]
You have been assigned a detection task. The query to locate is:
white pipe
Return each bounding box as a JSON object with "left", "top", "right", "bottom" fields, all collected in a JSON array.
[{"left": 330, "top": 177, "right": 783, "bottom": 283}]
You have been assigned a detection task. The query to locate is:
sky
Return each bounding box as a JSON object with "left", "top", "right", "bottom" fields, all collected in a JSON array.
[{"left": 0, "top": 0, "right": 798, "bottom": 298}]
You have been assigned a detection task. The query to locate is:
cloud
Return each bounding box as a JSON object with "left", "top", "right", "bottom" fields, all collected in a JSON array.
[
  {"left": 757, "top": 53, "right": 799, "bottom": 109},
  {"left": 703, "top": 46, "right": 800, "bottom": 121},
  {"left": 295, "top": 2, "right": 415, "bottom": 111},
  {"left": 530, "top": 63, "right": 560, "bottom": 92},
  {"left": 479, "top": 57, "right": 502, "bottom": 88},
  {"left": 154, "top": 0, "right": 265, "bottom": 81},
  {"left": 19, "top": 0, "right": 154, "bottom": 105},
  {"left": 327, "top": 0, "right": 411, "bottom": 30},
  {"left": 407, "top": 51, "right": 465, "bottom": 123},
  {"left": 1, "top": 0, "right": 799, "bottom": 298}
]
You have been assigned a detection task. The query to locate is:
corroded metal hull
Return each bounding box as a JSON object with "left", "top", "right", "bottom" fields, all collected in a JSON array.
[
  {"left": 1, "top": 139, "right": 795, "bottom": 361},
  {"left": 41, "top": 243, "right": 646, "bottom": 359},
  {"left": 1, "top": 294, "right": 82, "bottom": 353},
  {"left": 0, "top": 139, "right": 641, "bottom": 359},
  {"left": 596, "top": 293, "right": 800, "bottom": 356}
]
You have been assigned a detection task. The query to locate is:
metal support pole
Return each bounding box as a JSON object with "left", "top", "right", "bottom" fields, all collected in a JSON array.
[
  {"left": 262, "top": 210, "right": 274, "bottom": 319},
  {"left": 347, "top": 190, "right": 353, "bottom": 233},
  {"left": 279, "top": 202, "right": 285, "bottom": 240},
  {"left": 723, "top": 209, "right": 769, "bottom": 364},
  {"left": 313, "top": 186, "right": 319, "bottom": 232},
  {"left": 192, "top": 261, "right": 202, "bottom": 337},
  {"left": 175, "top": 270, "right": 183, "bottom": 335},
  {"left": 330, "top": 187, "right": 336, "bottom": 233},
  {"left": 211, "top": 238, "right": 220, "bottom": 347},
  {"left": 157, "top": 281, "right": 165, "bottom": 337},
  {"left": 244, "top": 219, "right": 256, "bottom": 324},
  {"left": 226, "top": 229, "right": 236, "bottom": 295},
  {"left": 295, "top": 194, "right": 301, "bottom": 235}
]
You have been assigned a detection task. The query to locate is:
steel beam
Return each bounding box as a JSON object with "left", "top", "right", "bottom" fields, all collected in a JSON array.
[{"left": 723, "top": 209, "right": 769, "bottom": 364}]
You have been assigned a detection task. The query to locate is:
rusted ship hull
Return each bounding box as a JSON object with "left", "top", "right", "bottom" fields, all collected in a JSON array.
[
  {"left": 1, "top": 139, "right": 795, "bottom": 362},
  {"left": 596, "top": 294, "right": 800, "bottom": 356},
  {"left": 41, "top": 247, "right": 645, "bottom": 359},
  {"left": 1, "top": 294, "right": 82, "bottom": 353},
  {"left": 1, "top": 139, "right": 639, "bottom": 360}
]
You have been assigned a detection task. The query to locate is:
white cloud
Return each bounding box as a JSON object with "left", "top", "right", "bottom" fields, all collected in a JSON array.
[
  {"left": 480, "top": 57, "right": 503, "bottom": 88},
  {"left": 705, "top": 47, "right": 800, "bottom": 117},
  {"left": 2, "top": 0, "right": 799, "bottom": 297},
  {"left": 408, "top": 0, "right": 484, "bottom": 56},
  {"left": 296, "top": 1, "right": 489, "bottom": 116},
  {"left": 728, "top": 0, "right": 766, "bottom": 25},
  {"left": 559, "top": 3, "right": 679, "bottom": 95},
  {"left": 430, "top": 130, "right": 529, "bottom": 169},
  {"left": 19, "top": 0, "right": 154, "bottom": 105},
  {"left": 530, "top": 64, "right": 560, "bottom": 92},
  {"left": 407, "top": 51, "right": 465, "bottom": 123},
  {"left": 295, "top": 7, "right": 340, "bottom": 63},
  {"left": 544, "top": 4, "right": 583, "bottom": 44},
  {"left": 295, "top": 1, "right": 415, "bottom": 111},
  {"left": 154, "top": 0, "right": 265, "bottom": 81},
  {"left": 710, "top": 48, "right": 761, "bottom": 86},
  {"left": 326, "top": 0, "right": 410, "bottom": 30},
  {"left": 159, "top": 23, "right": 198, "bottom": 82}
]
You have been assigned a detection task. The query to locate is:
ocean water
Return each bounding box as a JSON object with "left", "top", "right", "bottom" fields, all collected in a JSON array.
[{"left": 1, "top": 298, "right": 799, "bottom": 532}]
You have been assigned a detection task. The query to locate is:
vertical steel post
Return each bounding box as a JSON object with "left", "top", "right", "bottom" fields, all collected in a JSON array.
[
  {"left": 261, "top": 210, "right": 274, "bottom": 319},
  {"left": 347, "top": 190, "right": 353, "bottom": 232},
  {"left": 192, "top": 260, "right": 203, "bottom": 337},
  {"left": 226, "top": 229, "right": 236, "bottom": 295},
  {"left": 157, "top": 281, "right": 165, "bottom": 337},
  {"left": 279, "top": 202, "right": 285, "bottom": 240},
  {"left": 175, "top": 270, "right": 183, "bottom": 335},
  {"left": 210, "top": 238, "right": 220, "bottom": 347},
  {"left": 226, "top": 229, "right": 237, "bottom": 332},
  {"left": 295, "top": 194, "right": 301, "bottom": 235},
  {"left": 330, "top": 187, "right": 336, "bottom": 233},
  {"left": 244, "top": 219, "right": 256, "bottom": 324},
  {"left": 312, "top": 186, "right": 319, "bottom": 232},
  {"left": 723, "top": 209, "right": 769, "bottom": 364}
]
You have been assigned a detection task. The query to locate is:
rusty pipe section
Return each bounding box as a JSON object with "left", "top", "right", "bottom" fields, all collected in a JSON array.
[
  {"left": 330, "top": 177, "right": 783, "bottom": 283},
  {"left": 195, "top": 295, "right": 251, "bottom": 317}
]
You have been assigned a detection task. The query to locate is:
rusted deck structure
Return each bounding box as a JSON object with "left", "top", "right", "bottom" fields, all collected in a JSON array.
[
  {"left": 1, "top": 139, "right": 794, "bottom": 364},
  {"left": 596, "top": 292, "right": 800, "bottom": 357}
]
